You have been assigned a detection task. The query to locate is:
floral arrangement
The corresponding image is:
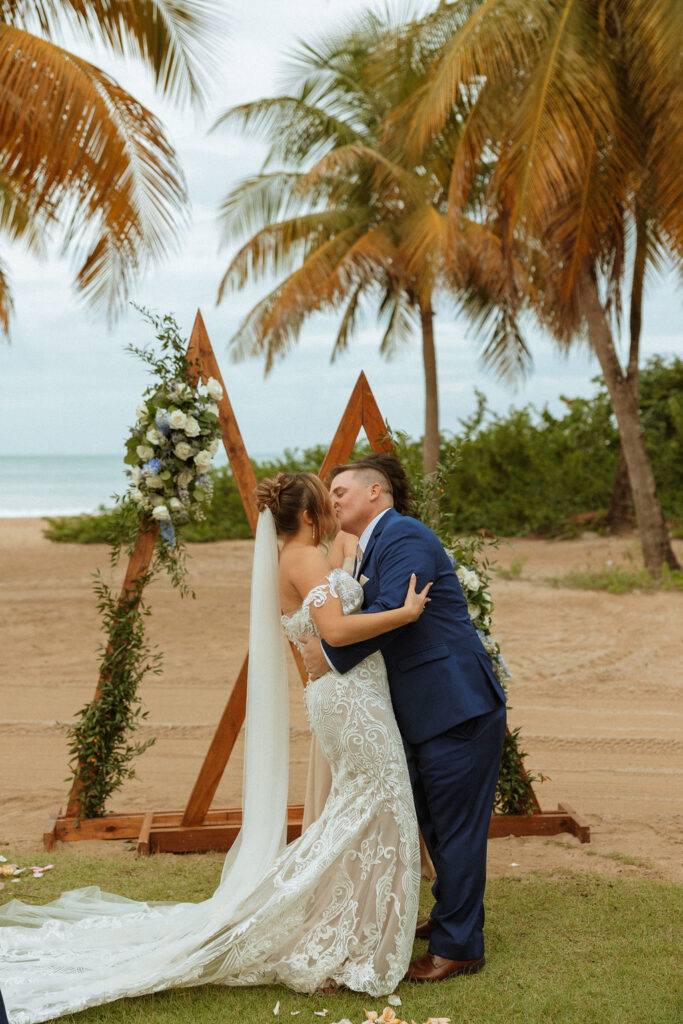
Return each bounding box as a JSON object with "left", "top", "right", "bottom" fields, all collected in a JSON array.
[
  {"left": 124, "top": 372, "right": 223, "bottom": 548},
  {"left": 66, "top": 311, "right": 223, "bottom": 821}
]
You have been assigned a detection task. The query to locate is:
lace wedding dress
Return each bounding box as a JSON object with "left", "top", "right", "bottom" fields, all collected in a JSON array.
[{"left": 0, "top": 522, "right": 419, "bottom": 1021}]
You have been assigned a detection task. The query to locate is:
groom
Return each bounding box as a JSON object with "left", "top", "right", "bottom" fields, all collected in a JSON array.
[{"left": 300, "top": 454, "right": 506, "bottom": 981}]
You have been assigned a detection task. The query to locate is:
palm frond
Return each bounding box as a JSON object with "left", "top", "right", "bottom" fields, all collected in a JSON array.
[
  {"left": 217, "top": 172, "right": 305, "bottom": 248},
  {"left": 0, "top": 26, "right": 187, "bottom": 318},
  {"left": 213, "top": 96, "right": 361, "bottom": 167},
  {"left": 0, "top": 252, "right": 13, "bottom": 334},
  {"left": 2, "top": 0, "right": 222, "bottom": 106},
  {"left": 217, "top": 210, "right": 360, "bottom": 301},
  {"left": 378, "top": 288, "right": 418, "bottom": 358},
  {"left": 405, "top": 0, "right": 550, "bottom": 154},
  {"left": 0, "top": 175, "right": 48, "bottom": 256},
  {"left": 474, "top": 304, "right": 533, "bottom": 382},
  {"left": 330, "top": 281, "right": 365, "bottom": 361}
]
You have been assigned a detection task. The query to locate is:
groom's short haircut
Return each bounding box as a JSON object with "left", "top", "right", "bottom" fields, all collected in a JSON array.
[{"left": 329, "top": 454, "right": 411, "bottom": 515}]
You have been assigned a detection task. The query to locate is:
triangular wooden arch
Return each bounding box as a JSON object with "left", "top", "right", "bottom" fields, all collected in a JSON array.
[{"left": 45, "top": 311, "right": 588, "bottom": 852}]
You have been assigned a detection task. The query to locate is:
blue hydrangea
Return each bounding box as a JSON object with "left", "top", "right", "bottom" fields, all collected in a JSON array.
[
  {"left": 155, "top": 409, "right": 171, "bottom": 436},
  {"left": 142, "top": 458, "right": 162, "bottom": 474},
  {"left": 160, "top": 519, "right": 176, "bottom": 548}
]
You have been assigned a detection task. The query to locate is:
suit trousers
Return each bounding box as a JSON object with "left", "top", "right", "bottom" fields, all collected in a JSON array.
[
  {"left": 403, "top": 702, "right": 506, "bottom": 961},
  {"left": 0, "top": 988, "right": 9, "bottom": 1024}
]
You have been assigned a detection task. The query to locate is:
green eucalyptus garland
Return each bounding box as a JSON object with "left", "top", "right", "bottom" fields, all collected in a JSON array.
[{"left": 65, "top": 312, "right": 222, "bottom": 820}]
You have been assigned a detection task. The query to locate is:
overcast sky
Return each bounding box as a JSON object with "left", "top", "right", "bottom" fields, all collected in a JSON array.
[{"left": 1, "top": 0, "right": 681, "bottom": 457}]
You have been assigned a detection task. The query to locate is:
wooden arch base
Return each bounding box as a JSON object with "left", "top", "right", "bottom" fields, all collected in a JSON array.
[{"left": 44, "top": 311, "right": 589, "bottom": 853}]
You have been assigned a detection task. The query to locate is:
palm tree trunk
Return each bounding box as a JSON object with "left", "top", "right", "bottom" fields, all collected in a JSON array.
[
  {"left": 579, "top": 267, "right": 679, "bottom": 576},
  {"left": 606, "top": 203, "right": 646, "bottom": 534},
  {"left": 420, "top": 302, "right": 439, "bottom": 476}
]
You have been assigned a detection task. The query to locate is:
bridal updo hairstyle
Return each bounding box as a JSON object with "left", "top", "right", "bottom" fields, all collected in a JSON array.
[
  {"left": 255, "top": 472, "right": 337, "bottom": 542},
  {"left": 328, "top": 453, "right": 412, "bottom": 515}
]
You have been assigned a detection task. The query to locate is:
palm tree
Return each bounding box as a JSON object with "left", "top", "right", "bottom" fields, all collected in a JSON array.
[
  {"left": 214, "top": 9, "right": 524, "bottom": 475},
  {"left": 0, "top": 0, "right": 221, "bottom": 331},
  {"left": 399, "top": 0, "right": 681, "bottom": 575}
]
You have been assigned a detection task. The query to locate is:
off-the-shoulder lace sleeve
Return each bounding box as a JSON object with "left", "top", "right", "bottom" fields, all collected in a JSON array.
[{"left": 302, "top": 568, "right": 363, "bottom": 616}]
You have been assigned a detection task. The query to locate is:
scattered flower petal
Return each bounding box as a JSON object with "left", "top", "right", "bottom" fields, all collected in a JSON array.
[
  {"left": 387, "top": 995, "right": 402, "bottom": 1006},
  {"left": 0, "top": 855, "right": 6, "bottom": 862},
  {"left": 510, "top": 862, "right": 520, "bottom": 867},
  {"left": 314, "top": 1013, "right": 329, "bottom": 1018},
  {"left": 273, "top": 1001, "right": 280, "bottom": 1015},
  {"left": 365, "top": 1014, "right": 379, "bottom": 1022}
]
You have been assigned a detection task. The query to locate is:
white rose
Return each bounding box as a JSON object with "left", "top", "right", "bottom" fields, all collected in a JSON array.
[
  {"left": 481, "top": 615, "right": 491, "bottom": 630},
  {"left": 467, "top": 603, "right": 480, "bottom": 621},
  {"left": 168, "top": 408, "right": 187, "bottom": 430},
  {"left": 208, "top": 438, "right": 220, "bottom": 456},
  {"left": 131, "top": 466, "right": 142, "bottom": 484},
  {"left": 146, "top": 426, "right": 163, "bottom": 445},
  {"left": 174, "top": 442, "right": 193, "bottom": 460},
  {"left": 184, "top": 416, "right": 200, "bottom": 438},
  {"left": 194, "top": 450, "right": 212, "bottom": 472},
  {"left": 206, "top": 401, "right": 219, "bottom": 417},
  {"left": 457, "top": 566, "right": 480, "bottom": 592},
  {"left": 177, "top": 469, "right": 194, "bottom": 486},
  {"left": 129, "top": 487, "right": 144, "bottom": 503},
  {"left": 482, "top": 634, "right": 497, "bottom": 654},
  {"left": 151, "top": 504, "right": 171, "bottom": 521},
  {"left": 206, "top": 377, "right": 223, "bottom": 401},
  {"left": 136, "top": 402, "right": 148, "bottom": 422},
  {"left": 146, "top": 474, "right": 164, "bottom": 489},
  {"left": 169, "top": 497, "right": 184, "bottom": 512},
  {"left": 136, "top": 444, "right": 154, "bottom": 461},
  {"left": 149, "top": 494, "right": 165, "bottom": 508},
  {"left": 169, "top": 381, "right": 191, "bottom": 401}
]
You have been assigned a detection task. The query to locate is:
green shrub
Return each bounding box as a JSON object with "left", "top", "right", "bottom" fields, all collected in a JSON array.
[{"left": 44, "top": 356, "right": 682, "bottom": 543}]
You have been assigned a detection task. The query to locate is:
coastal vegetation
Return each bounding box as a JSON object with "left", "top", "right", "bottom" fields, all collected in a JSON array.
[{"left": 44, "top": 355, "right": 683, "bottom": 556}]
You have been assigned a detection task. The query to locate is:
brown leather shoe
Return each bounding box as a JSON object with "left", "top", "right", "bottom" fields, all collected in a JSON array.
[
  {"left": 415, "top": 916, "right": 437, "bottom": 939},
  {"left": 404, "top": 952, "right": 485, "bottom": 982}
]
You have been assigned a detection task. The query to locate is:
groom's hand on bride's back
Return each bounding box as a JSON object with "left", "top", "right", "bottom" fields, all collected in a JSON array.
[{"left": 299, "top": 636, "right": 329, "bottom": 680}]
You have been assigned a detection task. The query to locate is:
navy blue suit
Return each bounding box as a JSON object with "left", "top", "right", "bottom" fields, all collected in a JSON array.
[
  {"left": 0, "top": 988, "right": 8, "bottom": 1024},
  {"left": 323, "top": 508, "right": 506, "bottom": 960}
]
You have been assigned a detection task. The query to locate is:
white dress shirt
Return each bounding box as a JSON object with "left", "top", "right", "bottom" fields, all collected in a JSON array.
[{"left": 322, "top": 507, "right": 392, "bottom": 670}]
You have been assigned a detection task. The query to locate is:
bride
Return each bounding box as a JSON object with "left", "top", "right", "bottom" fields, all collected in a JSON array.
[{"left": 0, "top": 472, "right": 429, "bottom": 1022}]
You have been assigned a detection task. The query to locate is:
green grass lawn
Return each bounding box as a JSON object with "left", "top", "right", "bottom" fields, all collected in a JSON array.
[{"left": 1, "top": 850, "right": 680, "bottom": 1024}]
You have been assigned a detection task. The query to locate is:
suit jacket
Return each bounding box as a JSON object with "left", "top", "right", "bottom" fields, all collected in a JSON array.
[{"left": 322, "top": 508, "right": 506, "bottom": 744}]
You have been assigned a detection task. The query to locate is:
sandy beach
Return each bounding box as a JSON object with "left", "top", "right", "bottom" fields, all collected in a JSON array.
[{"left": 1, "top": 519, "right": 681, "bottom": 882}]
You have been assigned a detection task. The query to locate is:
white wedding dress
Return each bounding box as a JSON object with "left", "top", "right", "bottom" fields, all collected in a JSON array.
[{"left": 0, "top": 514, "right": 419, "bottom": 1023}]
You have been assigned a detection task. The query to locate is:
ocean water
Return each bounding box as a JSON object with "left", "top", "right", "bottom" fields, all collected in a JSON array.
[
  {"left": 0, "top": 455, "right": 129, "bottom": 517},
  {"left": 0, "top": 451, "right": 280, "bottom": 517}
]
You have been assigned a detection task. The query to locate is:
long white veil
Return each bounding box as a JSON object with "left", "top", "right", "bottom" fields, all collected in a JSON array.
[
  {"left": 0, "top": 509, "right": 291, "bottom": 1022},
  {"left": 218, "top": 507, "right": 290, "bottom": 887}
]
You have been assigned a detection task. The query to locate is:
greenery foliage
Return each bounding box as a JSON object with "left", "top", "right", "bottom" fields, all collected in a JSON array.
[
  {"left": 550, "top": 564, "right": 683, "bottom": 594},
  {"left": 45, "top": 355, "right": 683, "bottom": 546},
  {"left": 65, "top": 312, "right": 221, "bottom": 820},
  {"left": 65, "top": 574, "right": 160, "bottom": 820}
]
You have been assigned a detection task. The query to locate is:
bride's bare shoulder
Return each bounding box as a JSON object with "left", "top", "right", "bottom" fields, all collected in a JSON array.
[
  {"left": 280, "top": 544, "right": 331, "bottom": 588},
  {"left": 328, "top": 530, "right": 358, "bottom": 568}
]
